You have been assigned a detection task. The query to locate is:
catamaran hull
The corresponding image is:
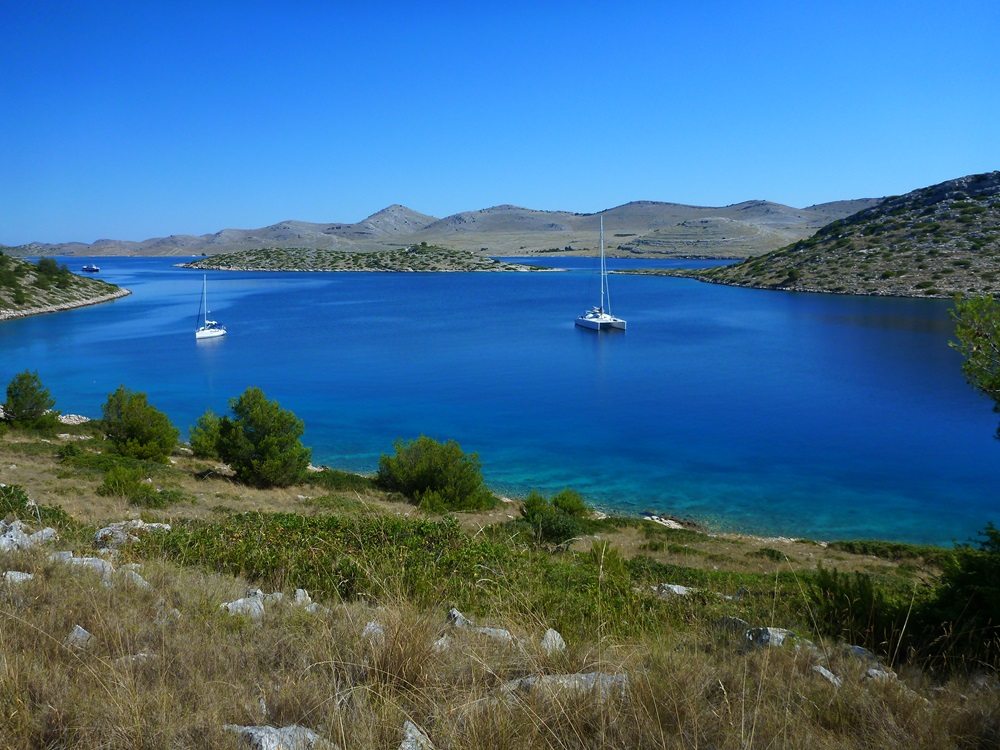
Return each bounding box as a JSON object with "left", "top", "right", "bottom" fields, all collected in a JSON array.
[{"left": 575, "top": 316, "right": 626, "bottom": 331}]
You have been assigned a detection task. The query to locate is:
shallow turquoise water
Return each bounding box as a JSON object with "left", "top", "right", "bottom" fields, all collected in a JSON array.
[{"left": 1, "top": 256, "right": 996, "bottom": 545}]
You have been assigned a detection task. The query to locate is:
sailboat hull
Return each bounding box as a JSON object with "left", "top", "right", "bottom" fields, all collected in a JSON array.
[{"left": 195, "top": 326, "right": 226, "bottom": 340}]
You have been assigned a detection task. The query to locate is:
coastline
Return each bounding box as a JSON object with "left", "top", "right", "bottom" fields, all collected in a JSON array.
[{"left": 0, "top": 288, "right": 132, "bottom": 322}]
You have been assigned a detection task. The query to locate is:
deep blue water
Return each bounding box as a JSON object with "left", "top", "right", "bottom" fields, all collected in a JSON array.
[{"left": 1, "top": 256, "right": 997, "bottom": 545}]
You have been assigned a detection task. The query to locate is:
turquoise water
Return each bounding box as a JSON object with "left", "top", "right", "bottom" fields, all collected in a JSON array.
[{"left": 1, "top": 256, "right": 996, "bottom": 545}]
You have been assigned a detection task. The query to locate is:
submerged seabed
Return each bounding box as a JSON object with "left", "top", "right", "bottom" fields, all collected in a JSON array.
[{"left": 1, "top": 256, "right": 996, "bottom": 546}]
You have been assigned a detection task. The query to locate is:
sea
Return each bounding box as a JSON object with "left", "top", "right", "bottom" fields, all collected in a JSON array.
[{"left": 1, "top": 255, "right": 997, "bottom": 546}]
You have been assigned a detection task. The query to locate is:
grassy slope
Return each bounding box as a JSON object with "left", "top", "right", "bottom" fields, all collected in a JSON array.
[
  {"left": 180, "top": 245, "right": 546, "bottom": 272},
  {"left": 0, "top": 253, "right": 128, "bottom": 320},
  {"left": 660, "top": 171, "right": 1000, "bottom": 298},
  {"left": 2, "top": 425, "right": 997, "bottom": 748}
]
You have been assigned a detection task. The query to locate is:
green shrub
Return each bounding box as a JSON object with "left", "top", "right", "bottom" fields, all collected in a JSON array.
[
  {"left": 3, "top": 370, "right": 59, "bottom": 430},
  {"left": 807, "top": 565, "right": 913, "bottom": 659},
  {"left": 101, "top": 385, "right": 179, "bottom": 462},
  {"left": 924, "top": 522, "right": 1000, "bottom": 665},
  {"left": 189, "top": 408, "right": 221, "bottom": 458},
  {"left": 520, "top": 488, "right": 590, "bottom": 544},
  {"left": 0, "top": 483, "right": 73, "bottom": 528},
  {"left": 375, "top": 435, "right": 497, "bottom": 511},
  {"left": 97, "top": 464, "right": 183, "bottom": 508},
  {"left": 217, "top": 387, "right": 311, "bottom": 488}
]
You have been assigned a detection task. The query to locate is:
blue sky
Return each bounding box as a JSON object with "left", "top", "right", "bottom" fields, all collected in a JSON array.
[{"left": 3, "top": 1, "right": 998, "bottom": 245}]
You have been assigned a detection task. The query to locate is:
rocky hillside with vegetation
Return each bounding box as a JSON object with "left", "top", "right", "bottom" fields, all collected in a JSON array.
[
  {"left": 179, "top": 245, "right": 545, "bottom": 272},
  {"left": 665, "top": 171, "right": 1000, "bottom": 298},
  {"left": 0, "top": 253, "right": 129, "bottom": 321}
]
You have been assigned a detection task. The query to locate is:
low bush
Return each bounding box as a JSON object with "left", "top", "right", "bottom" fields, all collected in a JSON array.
[
  {"left": 303, "top": 468, "right": 376, "bottom": 493},
  {"left": 520, "top": 488, "right": 590, "bottom": 544},
  {"left": 375, "top": 435, "right": 497, "bottom": 511},
  {"left": 97, "top": 464, "right": 183, "bottom": 508}
]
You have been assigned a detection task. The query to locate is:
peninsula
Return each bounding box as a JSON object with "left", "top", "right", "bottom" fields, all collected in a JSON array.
[
  {"left": 0, "top": 253, "right": 130, "bottom": 322},
  {"left": 659, "top": 171, "right": 1000, "bottom": 299}
]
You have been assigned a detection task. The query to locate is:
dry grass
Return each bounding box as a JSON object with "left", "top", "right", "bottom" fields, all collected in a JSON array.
[
  {"left": 2, "top": 547, "right": 998, "bottom": 749},
  {"left": 2, "top": 427, "right": 998, "bottom": 748}
]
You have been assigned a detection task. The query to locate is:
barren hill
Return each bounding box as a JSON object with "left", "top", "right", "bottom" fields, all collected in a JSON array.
[{"left": 6, "top": 199, "right": 878, "bottom": 260}]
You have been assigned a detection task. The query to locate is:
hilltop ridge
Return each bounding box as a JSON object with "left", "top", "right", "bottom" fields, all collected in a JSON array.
[{"left": 4, "top": 198, "right": 878, "bottom": 260}]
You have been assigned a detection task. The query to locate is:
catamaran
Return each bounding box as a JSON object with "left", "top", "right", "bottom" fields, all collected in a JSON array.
[
  {"left": 195, "top": 275, "right": 226, "bottom": 339},
  {"left": 575, "top": 217, "right": 626, "bottom": 331}
]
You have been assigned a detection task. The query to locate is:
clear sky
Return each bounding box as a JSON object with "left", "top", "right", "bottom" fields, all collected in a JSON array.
[{"left": 3, "top": 1, "right": 998, "bottom": 245}]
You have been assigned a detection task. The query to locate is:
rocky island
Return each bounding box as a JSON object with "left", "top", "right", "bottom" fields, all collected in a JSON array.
[{"left": 179, "top": 245, "right": 548, "bottom": 273}]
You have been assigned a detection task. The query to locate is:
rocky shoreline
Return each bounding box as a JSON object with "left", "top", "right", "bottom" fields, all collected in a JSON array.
[{"left": 0, "top": 288, "right": 132, "bottom": 322}]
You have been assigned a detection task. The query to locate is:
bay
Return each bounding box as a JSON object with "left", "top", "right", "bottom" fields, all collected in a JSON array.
[{"left": 1, "top": 255, "right": 996, "bottom": 546}]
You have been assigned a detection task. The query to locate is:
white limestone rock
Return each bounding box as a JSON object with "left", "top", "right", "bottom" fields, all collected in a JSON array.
[
  {"left": 2, "top": 571, "right": 34, "bottom": 585},
  {"left": 65, "top": 624, "right": 94, "bottom": 649},
  {"left": 813, "top": 665, "right": 843, "bottom": 688},
  {"left": 540, "top": 628, "right": 567, "bottom": 655},
  {"left": 502, "top": 672, "right": 629, "bottom": 700},
  {"left": 399, "top": 720, "right": 433, "bottom": 750},
  {"left": 223, "top": 723, "right": 338, "bottom": 750}
]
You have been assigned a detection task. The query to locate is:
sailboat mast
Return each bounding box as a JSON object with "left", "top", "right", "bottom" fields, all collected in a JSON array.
[{"left": 599, "top": 217, "right": 606, "bottom": 312}]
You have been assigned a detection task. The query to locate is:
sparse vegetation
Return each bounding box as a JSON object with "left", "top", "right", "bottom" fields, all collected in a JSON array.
[
  {"left": 658, "top": 171, "right": 1000, "bottom": 298},
  {"left": 181, "top": 246, "right": 545, "bottom": 273},
  {"left": 0, "top": 251, "right": 128, "bottom": 319}
]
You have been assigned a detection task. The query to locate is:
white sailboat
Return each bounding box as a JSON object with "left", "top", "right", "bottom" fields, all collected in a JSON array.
[
  {"left": 195, "top": 275, "right": 226, "bottom": 339},
  {"left": 575, "top": 217, "right": 626, "bottom": 331}
]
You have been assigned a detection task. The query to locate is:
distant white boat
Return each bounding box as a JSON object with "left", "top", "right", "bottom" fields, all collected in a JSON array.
[
  {"left": 576, "top": 217, "right": 626, "bottom": 331},
  {"left": 81, "top": 264, "right": 100, "bottom": 273},
  {"left": 195, "top": 275, "right": 226, "bottom": 339}
]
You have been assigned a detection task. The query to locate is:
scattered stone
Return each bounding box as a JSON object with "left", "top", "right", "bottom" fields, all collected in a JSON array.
[
  {"left": 118, "top": 569, "right": 152, "bottom": 590},
  {"left": 294, "top": 589, "right": 312, "bottom": 607},
  {"left": 866, "top": 668, "right": 897, "bottom": 681},
  {"left": 399, "top": 720, "right": 433, "bottom": 750},
  {"left": 221, "top": 595, "right": 266, "bottom": 622},
  {"left": 0, "top": 520, "right": 32, "bottom": 552},
  {"left": 843, "top": 644, "right": 881, "bottom": 665},
  {"left": 476, "top": 626, "right": 515, "bottom": 644},
  {"left": 93, "top": 520, "right": 171, "bottom": 550},
  {"left": 223, "top": 723, "right": 338, "bottom": 750},
  {"left": 502, "top": 672, "right": 629, "bottom": 700},
  {"left": 655, "top": 582, "right": 698, "bottom": 597},
  {"left": 154, "top": 600, "right": 182, "bottom": 626},
  {"left": 444, "top": 607, "right": 513, "bottom": 643},
  {"left": 361, "top": 621, "right": 385, "bottom": 645},
  {"left": 446, "top": 607, "right": 472, "bottom": 628},
  {"left": 813, "top": 665, "right": 842, "bottom": 688},
  {"left": 65, "top": 624, "right": 93, "bottom": 649},
  {"left": 743, "top": 627, "right": 796, "bottom": 650},
  {"left": 57, "top": 414, "right": 91, "bottom": 425},
  {"left": 540, "top": 628, "right": 567, "bottom": 655},
  {"left": 2, "top": 571, "right": 34, "bottom": 585},
  {"left": 48, "top": 550, "right": 74, "bottom": 563},
  {"left": 431, "top": 635, "right": 450, "bottom": 652},
  {"left": 714, "top": 616, "right": 751, "bottom": 634}
]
